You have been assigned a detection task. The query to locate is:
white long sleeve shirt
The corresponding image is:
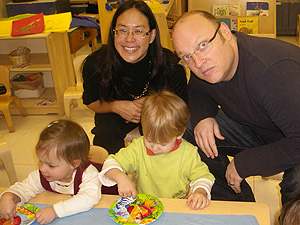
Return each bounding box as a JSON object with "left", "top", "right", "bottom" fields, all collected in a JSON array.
[{"left": 1, "top": 165, "right": 101, "bottom": 218}]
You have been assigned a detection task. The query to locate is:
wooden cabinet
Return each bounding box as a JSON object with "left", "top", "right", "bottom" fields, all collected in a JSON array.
[
  {"left": 188, "top": 0, "right": 276, "bottom": 38},
  {"left": 277, "top": 1, "right": 300, "bottom": 35},
  {"left": 0, "top": 32, "right": 74, "bottom": 116}
]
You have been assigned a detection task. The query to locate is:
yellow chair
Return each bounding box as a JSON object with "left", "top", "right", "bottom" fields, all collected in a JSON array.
[
  {"left": 89, "top": 145, "right": 109, "bottom": 164},
  {"left": 124, "top": 127, "right": 141, "bottom": 146},
  {"left": 0, "top": 134, "right": 18, "bottom": 185},
  {"left": 0, "top": 65, "right": 27, "bottom": 133},
  {"left": 64, "top": 54, "right": 89, "bottom": 119},
  {"left": 154, "top": 12, "right": 173, "bottom": 51}
]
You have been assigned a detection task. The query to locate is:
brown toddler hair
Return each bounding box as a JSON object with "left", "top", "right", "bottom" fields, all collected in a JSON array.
[
  {"left": 141, "top": 90, "right": 190, "bottom": 143},
  {"left": 36, "top": 119, "right": 90, "bottom": 169},
  {"left": 279, "top": 193, "right": 300, "bottom": 225}
]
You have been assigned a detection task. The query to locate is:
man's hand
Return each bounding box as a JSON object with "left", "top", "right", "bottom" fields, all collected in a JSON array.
[
  {"left": 194, "top": 118, "right": 225, "bottom": 158},
  {"left": 225, "top": 159, "right": 243, "bottom": 193}
]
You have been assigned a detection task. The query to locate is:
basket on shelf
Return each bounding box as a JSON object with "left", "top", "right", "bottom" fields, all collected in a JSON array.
[
  {"left": 166, "top": 13, "right": 180, "bottom": 29},
  {"left": 8, "top": 46, "right": 31, "bottom": 66},
  {"left": 166, "top": 13, "right": 180, "bottom": 36}
]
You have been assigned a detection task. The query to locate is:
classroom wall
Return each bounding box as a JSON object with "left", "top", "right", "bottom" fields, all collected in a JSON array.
[{"left": 0, "top": 0, "right": 10, "bottom": 18}]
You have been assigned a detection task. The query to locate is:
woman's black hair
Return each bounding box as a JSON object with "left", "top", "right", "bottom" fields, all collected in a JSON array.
[{"left": 85, "top": 0, "right": 164, "bottom": 101}]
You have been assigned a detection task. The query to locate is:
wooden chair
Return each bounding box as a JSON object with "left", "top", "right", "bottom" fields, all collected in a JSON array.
[
  {"left": 89, "top": 145, "right": 109, "bottom": 164},
  {"left": 124, "top": 127, "right": 141, "bottom": 146},
  {"left": 89, "top": 145, "right": 119, "bottom": 195},
  {"left": 0, "top": 134, "right": 18, "bottom": 185},
  {"left": 0, "top": 65, "right": 27, "bottom": 133},
  {"left": 154, "top": 12, "right": 173, "bottom": 51},
  {"left": 64, "top": 54, "right": 89, "bottom": 119}
]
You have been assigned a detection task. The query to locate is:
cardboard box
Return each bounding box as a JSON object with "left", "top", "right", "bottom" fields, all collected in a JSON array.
[
  {"left": 14, "top": 85, "right": 45, "bottom": 98},
  {"left": 11, "top": 73, "right": 44, "bottom": 90}
]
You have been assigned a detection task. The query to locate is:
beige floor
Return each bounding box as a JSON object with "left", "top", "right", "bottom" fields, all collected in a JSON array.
[{"left": 0, "top": 35, "right": 298, "bottom": 225}]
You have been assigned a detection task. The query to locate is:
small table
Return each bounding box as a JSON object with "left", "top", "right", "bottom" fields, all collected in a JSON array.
[{"left": 0, "top": 187, "right": 270, "bottom": 224}]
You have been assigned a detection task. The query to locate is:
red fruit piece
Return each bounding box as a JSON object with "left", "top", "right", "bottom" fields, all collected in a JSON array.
[
  {"left": 14, "top": 216, "right": 21, "bottom": 225},
  {"left": 127, "top": 205, "right": 134, "bottom": 214},
  {"left": 136, "top": 212, "right": 143, "bottom": 220},
  {"left": 0, "top": 216, "right": 21, "bottom": 225},
  {"left": 139, "top": 205, "right": 152, "bottom": 219}
]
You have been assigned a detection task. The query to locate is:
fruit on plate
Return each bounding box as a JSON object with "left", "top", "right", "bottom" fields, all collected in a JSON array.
[
  {"left": 0, "top": 216, "right": 21, "bottom": 225},
  {"left": 109, "top": 193, "right": 164, "bottom": 225},
  {"left": 127, "top": 203, "right": 154, "bottom": 220}
]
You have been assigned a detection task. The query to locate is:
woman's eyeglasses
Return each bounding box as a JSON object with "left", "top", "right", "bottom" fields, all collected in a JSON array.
[
  {"left": 113, "top": 29, "right": 151, "bottom": 39},
  {"left": 179, "top": 23, "right": 221, "bottom": 67}
]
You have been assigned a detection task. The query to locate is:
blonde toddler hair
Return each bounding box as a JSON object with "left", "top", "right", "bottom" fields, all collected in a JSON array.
[{"left": 141, "top": 90, "right": 190, "bottom": 143}]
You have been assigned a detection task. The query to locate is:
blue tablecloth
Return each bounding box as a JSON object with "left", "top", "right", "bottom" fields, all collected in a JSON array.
[{"left": 31, "top": 203, "right": 259, "bottom": 225}]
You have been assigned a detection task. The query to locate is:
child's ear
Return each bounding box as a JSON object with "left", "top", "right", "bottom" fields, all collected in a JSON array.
[
  {"left": 177, "top": 133, "right": 184, "bottom": 140},
  {"left": 72, "top": 159, "right": 81, "bottom": 169},
  {"left": 177, "top": 129, "right": 185, "bottom": 140}
]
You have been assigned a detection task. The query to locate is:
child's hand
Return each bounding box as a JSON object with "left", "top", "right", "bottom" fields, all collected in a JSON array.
[
  {"left": 105, "top": 168, "right": 137, "bottom": 198},
  {"left": 0, "top": 193, "right": 18, "bottom": 222},
  {"left": 35, "top": 206, "right": 57, "bottom": 224},
  {"left": 186, "top": 188, "right": 210, "bottom": 210},
  {"left": 117, "top": 176, "right": 137, "bottom": 198}
]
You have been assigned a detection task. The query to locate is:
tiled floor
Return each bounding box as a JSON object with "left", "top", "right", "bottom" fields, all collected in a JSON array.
[{"left": 0, "top": 35, "right": 298, "bottom": 225}]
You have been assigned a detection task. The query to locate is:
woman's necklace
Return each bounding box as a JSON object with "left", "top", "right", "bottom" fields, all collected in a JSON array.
[
  {"left": 129, "top": 81, "right": 150, "bottom": 100},
  {"left": 128, "top": 60, "right": 152, "bottom": 100}
]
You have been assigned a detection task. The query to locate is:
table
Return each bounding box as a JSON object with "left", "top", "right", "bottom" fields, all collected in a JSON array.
[{"left": 0, "top": 187, "right": 270, "bottom": 224}]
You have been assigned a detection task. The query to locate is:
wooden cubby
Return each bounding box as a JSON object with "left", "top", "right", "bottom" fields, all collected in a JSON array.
[{"left": 0, "top": 32, "right": 74, "bottom": 116}]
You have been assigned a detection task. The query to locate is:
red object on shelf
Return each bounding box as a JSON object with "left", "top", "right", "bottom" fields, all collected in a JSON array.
[{"left": 11, "top": 13, "right": 45, "bottom": 36}]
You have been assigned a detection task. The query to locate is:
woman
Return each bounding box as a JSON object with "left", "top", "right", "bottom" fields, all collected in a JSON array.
[{"left": 82, "top": 0, "right": 187, "bottom": 154}]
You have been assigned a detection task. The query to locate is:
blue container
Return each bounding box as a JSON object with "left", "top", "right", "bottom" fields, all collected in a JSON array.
[{"left": 6, "top": 0, "right": 70, "bottom": 17}]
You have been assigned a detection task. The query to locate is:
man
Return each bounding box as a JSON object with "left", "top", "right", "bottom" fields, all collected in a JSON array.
[{"left": 172, "top": 10, "right": 300, "bottom": 205}]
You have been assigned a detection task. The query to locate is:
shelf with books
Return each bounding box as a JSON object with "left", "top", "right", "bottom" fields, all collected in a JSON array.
[
  {"left": 188, "top": 0, "right": 276, "bottom": 38},
  {"left": 215, "top": 15, "right": 274, "bottom": 36}
]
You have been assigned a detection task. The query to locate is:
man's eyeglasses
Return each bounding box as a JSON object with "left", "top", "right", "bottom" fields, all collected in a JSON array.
[
  {"left": 179, "top": 23, "right": 221, "bottom": 66},
  {"left": 113, "top": 29, "right": 151, "bottom": 39}
]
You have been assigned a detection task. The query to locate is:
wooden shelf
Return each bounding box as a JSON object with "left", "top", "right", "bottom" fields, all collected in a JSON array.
[
  {"left": 0, "top": 53, "right": 51, "bottom": 72},
  {"left": 3, "top": 88, "right": 59, "bottom": 115},
  {"left": 188, "top": 0, "right": 276, "bottom": 38},
  {"left": 0, "top": 32, "right": 74, "bottom": 116},
  {"left": 0, "top": 32, "right": 51, "bottom": 40}
]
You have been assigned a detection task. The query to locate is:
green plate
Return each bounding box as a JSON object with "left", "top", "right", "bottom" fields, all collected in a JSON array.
[
  {"left": 109, "top": 193, "right": 163, "bottom": 224},
  {"left": 0, "top": 203, "right": 39, "bottom": 225}
]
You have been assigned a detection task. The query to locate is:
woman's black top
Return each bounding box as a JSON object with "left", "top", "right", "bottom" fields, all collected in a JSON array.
[{"left": 82, "top": 47, "right": 188, "bottom": 105}]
